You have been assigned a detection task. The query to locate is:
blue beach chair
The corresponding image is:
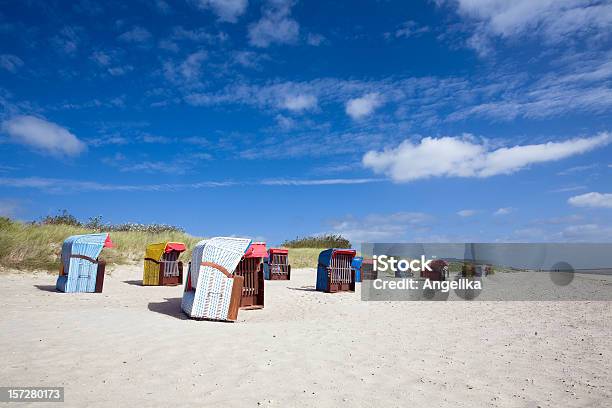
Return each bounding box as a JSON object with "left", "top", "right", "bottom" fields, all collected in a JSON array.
[
  {"left": 316, "top": 248, "right": 357, "bottom": 293},
  {"left": 56, "top": 233, "right": 113, "bottom": 293}
]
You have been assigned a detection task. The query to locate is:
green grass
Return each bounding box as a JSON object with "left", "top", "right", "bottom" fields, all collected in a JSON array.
[
  {"left": 0, "top": 218, "right": 200, "bottom": 272},
  {"left": 287, "top": 248, "right": 323, "bottom": 269},
  {"left": 282, "top": 234, "right": 351, "bottom": 249},
  {"left": 0, "top": 217, "right": 343, "bottom": 272}
]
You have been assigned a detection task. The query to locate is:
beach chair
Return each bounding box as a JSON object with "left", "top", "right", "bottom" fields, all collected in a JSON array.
[
  {"left": 56, "top": 233, "right": 113, "bottom": 293},
  {"left": 181, "top": 237, "right": 251, "bottom": 321},
  {"left": 264, "top": 248, "right": 291, "bottom": 280},
  {"left": 361, "top": 258, "right": 375, "bottom": 280},
  {"left": 234, "top": 242, "right": 266, "bottom": 309},
  {"left": 352, "top": 256, "right": 363, "bottom": 283},
  {"left": 421, "top": 259, "right": 448, "bottom": 281},
  {"left": 316, "top": 248, "right": 356, "bottom": 293},
  {"left": 143, "top": 242, "right": 186, "bottom": 286}
]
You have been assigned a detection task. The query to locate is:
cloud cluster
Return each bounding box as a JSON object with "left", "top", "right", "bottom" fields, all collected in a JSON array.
[
  {"left": 281, "top": 94, "right": 317, "bottom": 112},
  {"left": 248, "top": 0, "right": 299, "bottom": 47},
  {"left": 1, "top": 115, "right": 86, "bottom": 157},
  {"left": 345, "top": 93, "right": 383, "bottom": 120},
  {"left": 444, "top": 0, "right": 612, "bottom": 56},
  {"left": 568, "top": 192, "right": 612, "bottom": 209},
  {"left": 195, "top": 0, "right": 248, "bottom": 23},
  {"left": 328, "top": 212, "right": 432, "bottom": 243},
  {"left": 0, "top": 54, "right": 24, "bottom": 73},
  {"left": 118, "top": 26, "right": 152, "bottom": 43},
  {"left": 163, "top": 50, "right": 208, "bottom": 86},
  {"left": 363, "top": 132, "right": 611, "bottom": 182}
]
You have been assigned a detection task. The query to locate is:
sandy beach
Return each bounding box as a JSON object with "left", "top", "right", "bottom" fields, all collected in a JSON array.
[{"left": 0, "top": 266, "right": 610, "bottom": 407}]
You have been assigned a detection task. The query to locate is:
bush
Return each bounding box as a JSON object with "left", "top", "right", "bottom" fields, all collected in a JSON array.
[
  {"left": 40, "top": 210, "right": 80, "bottom": 226},
  {"left": 39, "top": 211, "right": 184, "bottom": 233},
  {"left": 282, "top": 234, "right": 351, "bottom": 249}
]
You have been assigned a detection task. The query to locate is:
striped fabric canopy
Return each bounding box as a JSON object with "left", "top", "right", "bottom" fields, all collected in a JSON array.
[{"left": 57, "top": 233, "right": 109, "bottom": 293}]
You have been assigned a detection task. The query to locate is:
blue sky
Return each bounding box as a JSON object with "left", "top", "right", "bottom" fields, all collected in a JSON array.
[{"left": 1, "top": 0, "right": 611, "bottom": 245}]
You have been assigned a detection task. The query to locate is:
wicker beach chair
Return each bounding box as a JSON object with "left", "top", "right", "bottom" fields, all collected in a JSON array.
[
  {"left": 143, "top": 242, "right": 186, "bottom": 286},
  {"left": 56, "top": 233, "right": 113, "bottom": 293},
  {"left": 234, "top": 242, "right": 266, "bottom": 309},
  {"left": 264, "top": 248, "right": 291, "bottom": 280},
  {"left": 316, "top": 248, "right": 357, "bottom": 293},
  {"left": 181, "top": 237, "right": 251, "bottom": 321}
]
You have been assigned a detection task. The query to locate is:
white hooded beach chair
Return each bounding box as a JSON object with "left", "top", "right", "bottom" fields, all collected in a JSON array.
[{"left": 181, "top": 237, "right": 251, "bottom": 321}]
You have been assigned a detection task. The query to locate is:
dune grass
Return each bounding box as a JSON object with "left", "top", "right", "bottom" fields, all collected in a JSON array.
[
  {"left": 0, "top": 217, "right": 339, "bottom": 272},
  {"left": 287, "top": 248, "right": 322, "bottom": 269},
  {"left": 0, "top": 217, "right": 201, "bottom": 272},
  {"left": 282, "top": 234, "right": 351, "bottom": 249}
]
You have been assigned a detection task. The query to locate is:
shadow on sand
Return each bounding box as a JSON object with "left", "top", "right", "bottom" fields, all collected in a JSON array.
[
  {"left": 34, "top": 284, "right": 58, "bottom": 292},
  {"left": 287, "top": 286, "right": 317, "bottom": 292},
  {"left": 123, "top": 280, "right": 143, "bottom": 286},
  {"left": 148, "top": 298, "right": 188, "bottom": 320}
]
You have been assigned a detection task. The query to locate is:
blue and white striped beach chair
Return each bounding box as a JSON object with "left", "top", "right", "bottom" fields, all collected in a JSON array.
[
  {"left": 181, "top": 237, "right": 251, "bottom": 321},
  {"left": 56, "top": 233, "right": 113, "bottom": 293}
]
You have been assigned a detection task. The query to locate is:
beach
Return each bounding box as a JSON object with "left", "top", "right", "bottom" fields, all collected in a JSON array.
[{"left": 0, "top": 266, "right": 610, "bottom": 407}]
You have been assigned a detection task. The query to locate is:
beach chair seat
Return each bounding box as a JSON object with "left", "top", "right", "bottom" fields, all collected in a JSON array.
[
  {"left": 55, "top": 233, "right": 112, "bottom": 293},
  {"left": 316, "top": 248, "right": 357, "bottom": 293},
  {"left": 264, "top": 248, "right": 291, "bottom": 280},
  {"left": 143, "top": 242, "right": 186, "bottom": 286},
  {"left": 181, "top": 237, "right": 251, "bottom": 321},
  {"left": 234, "top": 242, "right": 266, "bottom": 309}
]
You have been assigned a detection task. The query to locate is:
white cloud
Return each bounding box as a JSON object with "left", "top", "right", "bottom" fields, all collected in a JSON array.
[
  {"left": 328, "top": 212, "right": 432, "bottom": 243},
  {"left": 281, "top": 94, "right": 317, "bottom": 112},
  {"left": 457, "top": 209, "right": 477, "bottom": 217},
  {"left": 52, "top": 26, "right": 80, "bottom": 55},
  {"left": 163, "top": 50, "right": 208, "bottom": 86},
  {"left": 395, "top": 20, "right": 430, "bottom": 38},
  {"left": 558, "top": 223, "right": 612, "bottom": 241},
  {"left": 307, "top": 33, "right": 325, "bottom": 46},
  {"left": 118, "top": 26, "right": 152, "bottom": 43},
  {"left": 363, "top": 132, "right": 612, "bottom": 182},
  {"left": 107, "top": 65, "right": 133, "bottom": 76},
  {"left": 447, "top": 0, "right": 612, "bottom": 53},
  {"left": 248, "top": 0, "right": 299, "bottom": 47},
  {"left": 568, "top": 192, "right": 612, "bottom": 209},
  {"left": 0, "top": 54, "right": 24, "bottom": 73},
  {"left": 0, "top": 176, "right": 378, "bottom": 193},
  {"left": 261, "top": 178, "right": 382, "bottom": 186},
  {"left": 90, "top": 50, "right": 133, "bottom": 76},
  {"left": 345, "top": 93, "right": 383, "bottom": 119},
  {"left": 1, "top": 115, "right": 86, "bottom": 157},
  {"left": 494, "top": 207, "right": 513, "bottom": 216},
  {"left": 194, "top": 0, "right": 248, "bottom": 23},
  {"left": 557, "top": 164, "right": 598, "bottom": 176},
  {"left": 91, "top": 50, "right": 111, "bottom": 66},
  {"left": 549, "top": 185, "right": 587, "bottom": 193}
]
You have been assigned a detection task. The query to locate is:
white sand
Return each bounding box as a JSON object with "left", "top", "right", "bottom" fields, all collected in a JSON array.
[{"left": 0, "top": 266, "right": 610, "bottom": 407}]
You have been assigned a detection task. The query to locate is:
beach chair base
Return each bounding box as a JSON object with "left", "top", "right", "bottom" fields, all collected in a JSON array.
[
  {"left": 323, "top": 269, "right": 356, "bottom": 293},
  {"left": 268, "top": 264, "right": 291, "bottom": 280},
  {"left": 269, "top": 274, "right": 289, "bottom": 280},
  {"left": 326, "top": 281, "right": 355, "bottom": 293},
  {"left": 158, "top": 261, "right": 183, "bottom": 286}
]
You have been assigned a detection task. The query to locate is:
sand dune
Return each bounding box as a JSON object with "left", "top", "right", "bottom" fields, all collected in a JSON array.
[{"left": 0, "top": 266, "right": 610, "bottom": 407}]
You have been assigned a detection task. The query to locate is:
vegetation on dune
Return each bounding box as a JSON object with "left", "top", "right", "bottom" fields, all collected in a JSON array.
[
  {"left": 0, "top": 215, "right": 200, "bottom": 272},
  {"left": 282, "top": 234, "right": 351, "bottom": 249},
  {"left": 286, "top": 248, "right": 323, "bottom": 269},
  {"left": 0, "top": 211, "right": 346, "bottom": 272}
]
